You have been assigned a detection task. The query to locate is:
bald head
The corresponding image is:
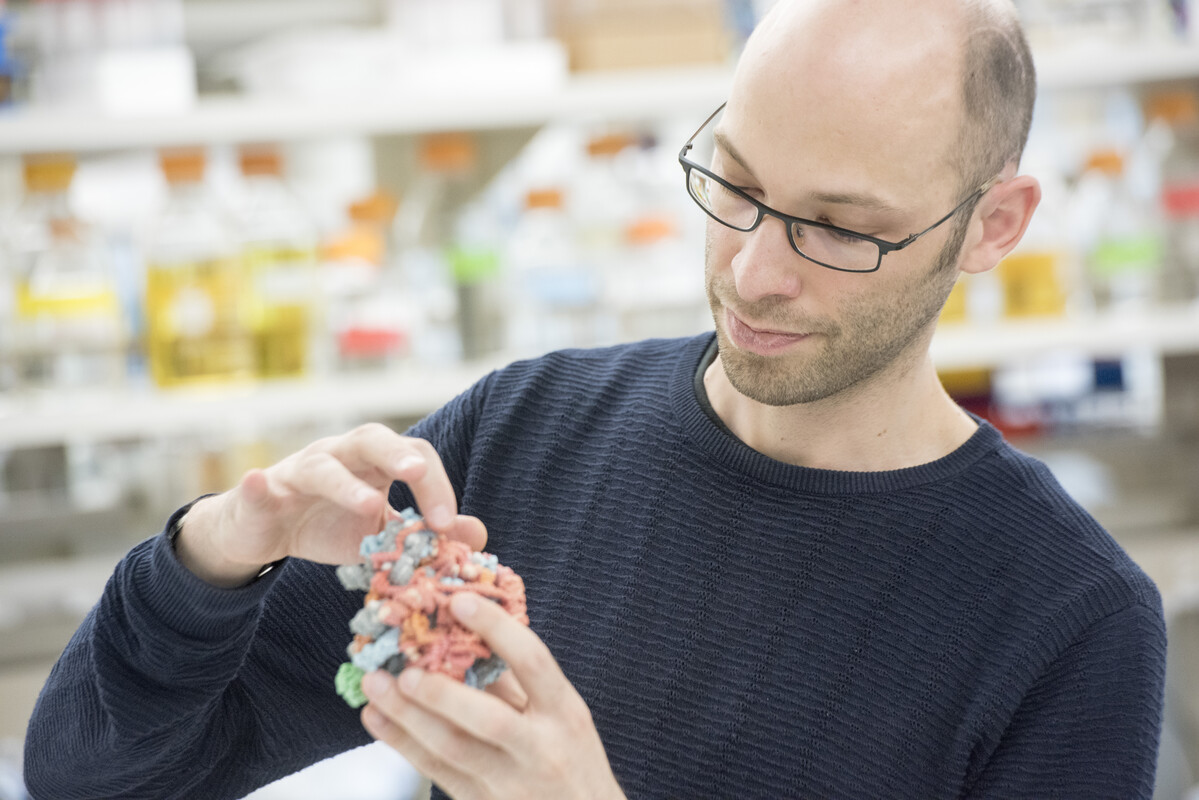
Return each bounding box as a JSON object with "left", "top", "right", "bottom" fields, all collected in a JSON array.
[{"left": 730, "top": 0, "right": 1034, "bottom": 202}]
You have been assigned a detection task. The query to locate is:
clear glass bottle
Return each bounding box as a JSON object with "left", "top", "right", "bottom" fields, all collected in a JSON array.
[
  {"left": 1149, "top": 91, "right": 1199, "bottom": 303},
  {"left": 504, "top": 187, "right": 598, "bottom": 355},
  {"left": 1080, "top": 149, "right": 1163, "bottom": 312},
  {"left": 144, "top": 148, "right": 252, "bottom": 387},
  {"left": 6, "top": 153, "right": 125, "bottom": 391},
  {"left": 236, "top": 144, "right": 319, "bottom": 379}
]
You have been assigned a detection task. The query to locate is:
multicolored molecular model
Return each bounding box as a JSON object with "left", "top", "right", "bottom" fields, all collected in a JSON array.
[{"left": 334, "top": 507, "right": 528, "bottom": 708}]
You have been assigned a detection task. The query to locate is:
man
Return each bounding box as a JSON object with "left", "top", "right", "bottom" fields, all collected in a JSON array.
[{"left": 25, "top": 0, "right": 1166, "bottom": 797}]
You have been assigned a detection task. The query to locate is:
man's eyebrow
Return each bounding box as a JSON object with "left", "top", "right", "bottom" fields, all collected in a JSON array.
[
  {"left": 713, "top": 129, "right": 901, "bottom": 216},
  {"left": 809, "top": 191, "right": 902, "bottom": 216},
  {"left": 712, "top": 129, "right": 758, "bottom": 181}
]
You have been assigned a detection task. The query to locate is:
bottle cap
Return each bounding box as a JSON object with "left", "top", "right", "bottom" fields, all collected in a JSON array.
[
  {"left": 1145, "top": 91, "right": 1199, "bottom": 126},
  {"left": 239, "top": 145, "right": 284, "bottom": 177},
  {"left": 160, "top": 148, "right": 206, "bottom": 184},
  {"left": 418, "top": 133, "right": 477, "bottom": 173},
  {"left": 23, "top": 155, "right": 76, "bottom": 193},
  {"left": 626, "top": 215, "right": 675, "bottom": 244},
  {"left": 525, "top": 188, "right": 563, "bottom": 210},
  {"left": 1083, "top": 149, "right": 1123, "bottom": 177},
  {"left": 586, "top": 133, "right": 634, "bottom": 158},
  {"left": 349, "top": 190, "right": 400, "bottom": 225}
]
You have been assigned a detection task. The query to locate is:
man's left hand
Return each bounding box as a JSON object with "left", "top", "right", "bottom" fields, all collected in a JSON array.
[{"left": 360, "top": 592, "right": 626, "bottom": 800}]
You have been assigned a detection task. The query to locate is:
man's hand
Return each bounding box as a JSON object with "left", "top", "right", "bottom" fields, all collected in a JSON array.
[
  {"left": 175, "top": 423, "right": 486, "bottom": 587},
  {"left": 360, "top": 592, "right": 625, "bottom": 800}
]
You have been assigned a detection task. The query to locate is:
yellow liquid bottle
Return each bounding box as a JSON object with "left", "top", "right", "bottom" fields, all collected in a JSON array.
[
  {"left": 7, "top": 154, "right": 126, "bottom": 391},
  {"left": 237, "top": 146, "right": 318, "bottom": 379},
  {"left": 145, "top": 149, "right": 253, "bottom": 388}
]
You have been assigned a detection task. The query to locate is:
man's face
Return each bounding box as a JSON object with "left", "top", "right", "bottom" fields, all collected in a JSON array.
[{"left": 702, "top": 44, "right": 969, "bottom": 408}]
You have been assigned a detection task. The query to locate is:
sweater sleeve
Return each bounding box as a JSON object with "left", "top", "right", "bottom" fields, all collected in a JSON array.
[
  {"left": 24, "top": 374, "right": 500, "bottom": 800},
  {"left": 964, "top": 602, "right": 1167, "bottom": 800}
]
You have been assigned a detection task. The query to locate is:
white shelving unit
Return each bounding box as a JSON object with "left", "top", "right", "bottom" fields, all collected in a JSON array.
[
  {"left": 1, "top": 40, "right": 1198, "bottom": 154},
  {"left": 0, "top": 66, "right": 735, "bottom": 154},
  {"left": 0, "top": 305, "right": 1195, "bottom": 451}
]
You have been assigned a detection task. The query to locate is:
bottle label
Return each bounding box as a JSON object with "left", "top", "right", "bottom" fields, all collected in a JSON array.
[
  {"left": 1090, "top": 235, "right": 1162, "bottom": 277},
  {"left": 1163, "top": 182, "right": 1199, "bottom": 217}
]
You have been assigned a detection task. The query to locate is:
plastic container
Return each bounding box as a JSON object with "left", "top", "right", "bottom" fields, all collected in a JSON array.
[
  {"left": 1078, "top": 149, "right": 1163, "bottom": 312},
  {"left": 144, "top": 148, "right": 252, "bottom": 387},
  {"left": 1148, "top": 91, "right": 1199, "bottom": 303},
  {"left": 504, "top": 186, "right": 599, "bottom": 355},
  {"left": 5, "top": 154, "right": 126, "bottom": 391},
  {"left": 236, "top": 145, "right": 319, "bottom": 379}
]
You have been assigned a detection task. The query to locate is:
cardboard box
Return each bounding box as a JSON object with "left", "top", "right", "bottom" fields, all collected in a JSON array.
[{"left": 554, "top": 0, "right": 731, "bottom": 71}]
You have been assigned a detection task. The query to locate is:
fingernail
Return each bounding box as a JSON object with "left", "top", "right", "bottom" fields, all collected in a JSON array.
[
  {"left": 451, "top": 592, "right": 479, "bottom": 619},
  {"left": 427, "top": 505, "right": 452, "bottom": 529},
  {"left": 355, "top": 487, "right": 376, "bottom": 504},
  {"left": 399, "top": 667, "right": 423, "bottom": 694},
  {"left": 362, "top": 670, "right": 391, "bottom": 698}
]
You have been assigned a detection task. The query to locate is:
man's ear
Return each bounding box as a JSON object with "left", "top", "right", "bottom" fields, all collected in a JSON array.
[{"left": 958, "top": 174, "right": 1041, "bottom": 275}]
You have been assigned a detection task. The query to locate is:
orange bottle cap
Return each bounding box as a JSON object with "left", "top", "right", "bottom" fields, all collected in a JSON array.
[
  {"left": 239, "top": 145, "right": 284, "bottom": 177},
  {"left": 419, "top": 133, "right": 477, "bottom": 173},
  {"left": 160, "top": 148, "right": 206, "bottom": 183},
  {"left": 525, "top": 188, "right": 563, "bottom": 210},
  {"left": 1083, "top": 149, "right": 1123, "bottom": 176}
]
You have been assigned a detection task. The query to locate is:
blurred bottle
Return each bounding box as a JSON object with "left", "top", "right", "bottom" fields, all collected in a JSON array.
[
  {"left": 6, "top": 154, "right": 126, "bottom": 391},
  {"left": 144, "top": 148, "right": 252, "bottom": 387},
  {"left": 323, "top": 190, "right": 406, "bottom": 371},
  {"left": 393, "top": 133, "right": 481, "bottom": 362},
  {"left": 1077, "top": 149, "right": 1163, "bottom": 312},
  {"left": 505, "top": 187, "right": 598, "bottom": 355},
  {"left": 571, "top": 133, "right": 636, "bottom": 261},
  {"left": 237, "top": 145, "right": 319, "bottom": 379},
  {"left": 448, "top": 200, "right": 504, "bottom": 360},
  {"left": 1147, "top": 91, "right": 1199, "bottom": 303}
]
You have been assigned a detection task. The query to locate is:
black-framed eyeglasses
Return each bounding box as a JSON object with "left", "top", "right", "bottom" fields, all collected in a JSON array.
[{"left": 678, "top": 102, "right": 998, "bottom": 273}]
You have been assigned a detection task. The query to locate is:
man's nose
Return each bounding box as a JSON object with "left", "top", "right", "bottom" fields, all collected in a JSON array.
[{"left": 729, "top": 213, "right": 805, "bottom": 303}]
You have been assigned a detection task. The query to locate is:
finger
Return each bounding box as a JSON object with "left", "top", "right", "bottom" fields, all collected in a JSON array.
[
  {"left": 239, "top": 468, "right": 271, "bottom": 508},
  {"left": 447, "top": 514, "right": 488, "bottom": 552},
  {"left": 322, "top": 427, "right": 457, "bottom": 527},
  {"left": 449, "top": 593, "right": 569, "bottom": 712},
  {"left": 390, "top": 438, "right": 458, "bottom": 532},
  {"left": 279, "top": 451, "right": 385, "bottom": 518},
  {"left": 484, "top": 670, "right": 529, "bottom": 712},
  {"left": 363, "top": 669, "right": 513, "bottom": 764},
  {"left": 390, "top": 666, "right": 525, "bottom": 752},
  {"left": 360, "top": 704, "right": 473, "bottom": 798}
]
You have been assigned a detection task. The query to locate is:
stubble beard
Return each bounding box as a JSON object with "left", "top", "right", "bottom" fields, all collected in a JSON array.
[{"left": 705, "top": 217, "right": 969, "bottom": 407}]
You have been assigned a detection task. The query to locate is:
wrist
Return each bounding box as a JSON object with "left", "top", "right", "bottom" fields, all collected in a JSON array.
[{"left": 171, "top": 494, "right": 274, "bottom": 589}]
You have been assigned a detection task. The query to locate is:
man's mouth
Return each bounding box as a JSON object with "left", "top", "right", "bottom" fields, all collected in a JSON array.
[{"left": 725, "top": 309, "right": 811, "bottom": 355}]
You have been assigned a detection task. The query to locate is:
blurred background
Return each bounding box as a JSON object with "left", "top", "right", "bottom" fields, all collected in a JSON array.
[{"left": 0, "top": 0, "right": 1197, "bottom": 798}]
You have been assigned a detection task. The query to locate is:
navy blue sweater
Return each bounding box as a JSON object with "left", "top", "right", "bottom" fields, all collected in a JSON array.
[{"left": 25, "top": 334, "right": 1166, "bottom": 799}]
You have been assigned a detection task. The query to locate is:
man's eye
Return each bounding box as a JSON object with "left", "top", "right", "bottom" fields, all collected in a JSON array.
[{"left": 828, "top": 227, "right": 864, "bottom": 244}]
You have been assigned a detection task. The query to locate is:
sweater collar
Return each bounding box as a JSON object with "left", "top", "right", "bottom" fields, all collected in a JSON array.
[{"left": 674, "top": 332, "right": 1004, "bottom": 494}]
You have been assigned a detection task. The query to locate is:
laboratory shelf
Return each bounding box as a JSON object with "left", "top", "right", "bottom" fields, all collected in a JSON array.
[
  {"left": 0, "top": 66, "right": 735, "bottom": 155},
  {"left": 2, "top": 307, "right": 1197, "bottom": 451},
  {"left": 1034, "top": 41, "right": 1199, "bottom": 90},
  {"left": 929, "top": 304, "right": 1199, "bottom": 370},
  {"left": 2, "top": 39, "right": 1198, "bottom": 155},
  {"left": 0, "top": 355, "right": 507, "bottom": 451}
]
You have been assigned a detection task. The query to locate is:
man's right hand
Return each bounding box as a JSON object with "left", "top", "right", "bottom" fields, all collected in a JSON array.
[{"left": 174, "top": 423, "right": 486, "bottom": 588}]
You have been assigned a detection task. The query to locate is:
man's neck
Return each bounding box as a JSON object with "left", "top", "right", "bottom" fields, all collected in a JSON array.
[{"left": 703, "top": 348, "right": 978, "bottom": 472}]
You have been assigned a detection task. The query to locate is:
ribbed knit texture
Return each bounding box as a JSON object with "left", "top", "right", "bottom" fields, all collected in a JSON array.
[{"left": 25, "top": 333, "right": 1166, "bottom": 799}]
